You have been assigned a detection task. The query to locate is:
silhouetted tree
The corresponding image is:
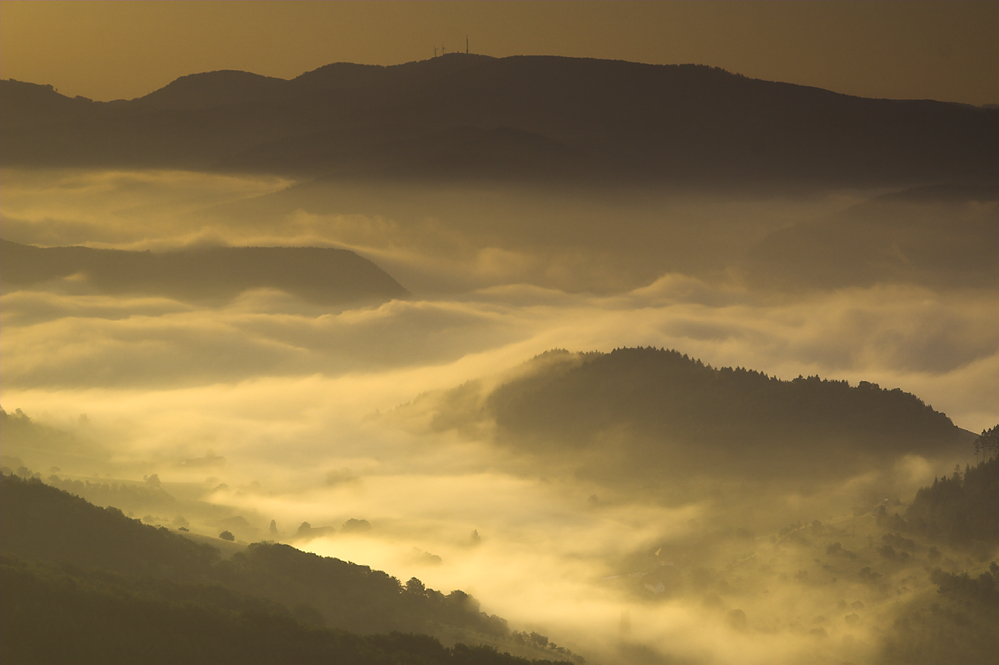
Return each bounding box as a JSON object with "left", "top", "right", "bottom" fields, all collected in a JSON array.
[
  {"left": 406, "top": 577, "right": 426, "bottom": 595},
  {"left": 975, "top": 425, "right": 999, "bottom": 463}
]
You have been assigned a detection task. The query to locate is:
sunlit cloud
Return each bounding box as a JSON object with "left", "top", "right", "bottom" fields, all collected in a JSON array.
[{"left": 2, "top": 168, "right": 996, "bottom": 664}]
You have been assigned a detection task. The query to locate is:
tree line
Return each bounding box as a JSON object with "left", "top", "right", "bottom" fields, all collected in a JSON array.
[
  {"left": 1, "top": 554, "right": 571, "bottom": 665},
  {"left": 487, "top": 347, "right": 965, "bottom": 479},
  {"left": 0, "top": 474, "right": 511, "bottom": 639}
]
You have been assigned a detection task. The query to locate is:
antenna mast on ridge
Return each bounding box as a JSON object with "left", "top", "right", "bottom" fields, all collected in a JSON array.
[{"left": 466, "top": 36, "right": 469, "bottom": 54}]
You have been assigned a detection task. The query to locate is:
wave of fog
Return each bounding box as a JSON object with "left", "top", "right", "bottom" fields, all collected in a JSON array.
[
  {"left": 0, "top": 168, "right": 292, "bottom": 249},
  {"left": 0, "top": 374, "right": 903, "bottom": 664},
  {"left": 0, "top": 167, "right": 877, "bottom": 295},
  {"left": 0, "top": 374, "right": 926, "bottom": 664},
  {"left": 3, "top": 280, "right": 995, "bottom": 429},
  {"left": 2, "top": 169, "right": 997, "bottom": 664}
]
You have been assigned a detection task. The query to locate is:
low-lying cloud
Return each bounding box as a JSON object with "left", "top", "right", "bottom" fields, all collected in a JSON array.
[
  {"left": 5, "top": 280, "right": 994, "bottom": 429},
  {"left": 2, "top": 168, "right": 997, "bottom": 664}
]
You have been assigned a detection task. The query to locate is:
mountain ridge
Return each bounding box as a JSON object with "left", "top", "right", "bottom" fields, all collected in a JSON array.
[{"left": 3, "top": 54, "right": 995, "bottom": 185}]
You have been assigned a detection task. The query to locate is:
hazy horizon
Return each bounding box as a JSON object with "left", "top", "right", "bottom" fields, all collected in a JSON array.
[
  {"left": 2, "top": 6, "right": 997, "bottom": 665},
  {"left": 2, "top": 2, "right": 997, "bottom": 106}
]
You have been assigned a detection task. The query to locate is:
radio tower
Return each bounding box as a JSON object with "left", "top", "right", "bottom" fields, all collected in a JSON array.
[{"left": 466, "top": 36, "right": 469, "bottom": 54}]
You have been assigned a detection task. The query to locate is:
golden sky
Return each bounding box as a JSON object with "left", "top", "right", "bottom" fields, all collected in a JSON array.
[{"left": 1, "top": 1, "right": 996, "bottom": 105}]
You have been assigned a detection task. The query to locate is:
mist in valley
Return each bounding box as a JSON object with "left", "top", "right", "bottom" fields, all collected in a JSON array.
[
  {"left": 2, "top": 8, "right": 998, "bottom": 660},
  {"left": 2, "top": 161, "right": 997, "bottom": 665}
]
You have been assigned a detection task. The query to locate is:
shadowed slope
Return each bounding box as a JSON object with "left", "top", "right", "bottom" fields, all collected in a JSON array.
[
  {"left": 1, "top": 554, "right": 571, "bottom": 665},
  {"left": 0, "top": 475, "right": 510, "bottom": 638},
  {"left": 489, "top": 348, "right": 969, "bottom": 475},
  {"left": 744, "top": 184, "right": 999, "bottom": 291},
  {"left": 409, "top": 348, "right": 973, "bottom": 484},
  {"left": 0, "top": 239, "right": 409, "bottom": 306}
]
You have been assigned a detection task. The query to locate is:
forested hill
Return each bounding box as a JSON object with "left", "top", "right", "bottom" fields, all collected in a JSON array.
[
  {"left": 1, "top": 555, "right": 571, "bottom": 665},
  {"left": 902, "top": 427, "right": 999, "bottom": 544},
  {"left": 484, "top": 348, "right": 971, "bottom": 478},
  {"left": 0, "top": 239, "right": 409, "bottom": 306},
  {"left": 0, "top": 474, "right": 507, "bottom": 639},
  {"left": 3, "top": 54, "right": 995, "bottom": 186}
]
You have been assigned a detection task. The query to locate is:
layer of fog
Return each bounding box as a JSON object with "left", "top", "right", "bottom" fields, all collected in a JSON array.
[
  {"left": 0, "top": 168, "right": 878, "bottom": 295},
  {"left": 2, "top": 168, "right": 997, "bottom": 664},
  {"left": 2, "top": 369, "right": 968, "bottom": 665},
  {"left": 4, "top": 278, "right": 995, "bottom": 430}
]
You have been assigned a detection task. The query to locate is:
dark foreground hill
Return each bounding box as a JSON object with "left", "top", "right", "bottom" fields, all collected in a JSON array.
[
  {"left": 0, "top": 239, "right": 408, "bottom": 306},
  {"left": 415, "top": 348, "right": 972, "bottom": 483},
  {"left": 0, "top": 474, "right": 505, "bottom": 639},
  {"left": 1, "top": 556, "right": 570, "bottom": 665},
  {"left": 3, "top": 54, "right": 996, "bottom": 186}
]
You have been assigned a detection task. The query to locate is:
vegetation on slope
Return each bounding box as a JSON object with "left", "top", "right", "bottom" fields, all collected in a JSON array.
[
  {"left": 903, "top": 437, "right": 999, "bottom": 545},
  {"left": 485, "top": 347, "right": 967, "bottom": 479},
  {"left": 0, "top": 474, "right": 507, "bottom": 638},
  {"left": 1, "top": 555, "right": 571, "bottom": 665}
]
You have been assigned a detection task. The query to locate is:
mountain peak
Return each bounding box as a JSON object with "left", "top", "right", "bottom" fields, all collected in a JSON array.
[{"left": 135, "top": 70, "right": 292, "bottom": 110}]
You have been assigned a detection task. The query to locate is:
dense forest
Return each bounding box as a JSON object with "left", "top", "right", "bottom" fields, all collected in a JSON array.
[
  {"left": 1, "top": 555, "right": 570, "bottom": 665},
  {"left": 484, "top": 347, "right": 969, "bottom": 479},
  {"left": 876, "top": 438, "right": 999, "bottom": 665},
  {"left": 880, "top": 569, "right": 999, "bottom": 665},
  {"left": 902, "top": 434, "right": 999, "bottom": 545},
  {"left": 0, "top": 475, "right": 510, "bottom": 639}
]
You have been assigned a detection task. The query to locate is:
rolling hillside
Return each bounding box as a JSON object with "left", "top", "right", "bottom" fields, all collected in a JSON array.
[
  {"left": 411, "top": 348, "right": 974, "bottom": 482},
  {"left": 0, "top": 474, "right": 506, "bottom": 639}
]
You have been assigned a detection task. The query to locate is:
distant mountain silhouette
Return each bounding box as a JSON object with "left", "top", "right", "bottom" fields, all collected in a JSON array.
[
  {"left": 414, "top": 348, "right": 973, "bottom": 482},
  {"left": 133, "top": 70, "right": 293, "bottom": 111},
  {"left": 3, "top": 54, "right": 995, "bottom": 186},
  {"left": 743, "top": 184, "right": 999, "bottom": 290},
  {"left": 0, "top": 239, "right": 408, "bottom": 306}
]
